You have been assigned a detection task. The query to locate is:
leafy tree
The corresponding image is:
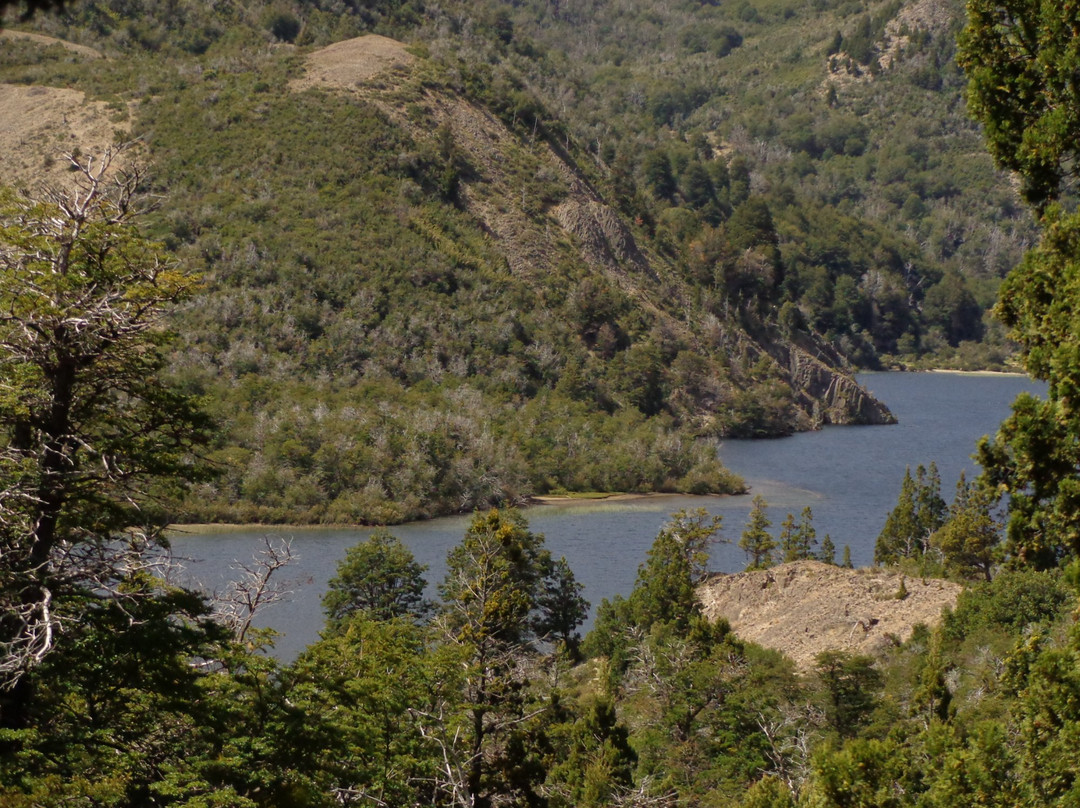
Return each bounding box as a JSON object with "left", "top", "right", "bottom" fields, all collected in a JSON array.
[
  {"left": 288, "top": 614, "right": 455, "bottom": 807},
  {"left": 960, "top": 0, "right": 1080, "bottom": 570},
  {"left": 923, "top": 272, "right": 984, "bottom": 346},
  {"left": 545, "top": 696, "right": 637, "bottom": 808},
  {"left": 437, "top": 508, "right": 578, "bottom": 806},
  {"left": 642, "top": 150, "right": 677, "bottom": 201},
  {"left": 0, "top": 149, "right": 212, "bottom": 725},
  {"left": 629, "top": 524, "right": 698, "bottom": 631},
  {"left": 740, "top": 495, "right": 776, "bottom": 570},
  {"left": 321, "top": 529, "right": 433, "bottom": 628},
  {"left": 534, "top": 556, "right": 589, "bottom": 659},
  {"left": 959, "top": 0, "right": 1080, "bottom": 212}
]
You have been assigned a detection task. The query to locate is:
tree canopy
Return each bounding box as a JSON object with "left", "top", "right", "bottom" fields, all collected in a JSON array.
[{"left": 959, "top": 0, "right": 1080, "bottom": 570}]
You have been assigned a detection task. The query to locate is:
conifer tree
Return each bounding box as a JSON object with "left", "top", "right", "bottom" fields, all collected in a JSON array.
[
  {"left": 819, "top": 534, "right": 837, "bottom": 565},
  {"left": 959, "top": 0, "right": 1080, "bottom": 568},
  {"left": 875, "top": 464, "right": 947, "bottom": 565},
  {"left": 740, "top": 495, "right": 776, "bottom": 570},
  {"left": 782, "top": 506, "right": 818, "bottom": 562},
  {"left": 931, "top": 472, "right": 1002, "bottom": 581}
]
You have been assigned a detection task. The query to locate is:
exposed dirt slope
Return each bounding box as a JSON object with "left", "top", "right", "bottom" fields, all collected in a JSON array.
[
  {"left": 699, "top": 561, "right": 961, "bottom": 671},
  {"left": 0, "top": 84, "right": 132, "bottom": 190},
  {"left": 288, "top": 34, "right": 414, "bottom": 91}
]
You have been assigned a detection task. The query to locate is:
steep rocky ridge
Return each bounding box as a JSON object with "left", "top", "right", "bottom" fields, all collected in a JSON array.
[{"left": 294, "top": 35, "right": 892, "bottom": 430}]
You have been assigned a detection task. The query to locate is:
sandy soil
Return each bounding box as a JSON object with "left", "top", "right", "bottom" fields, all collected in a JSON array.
[
  {"left": 699, "top": 560, "right": 962, "bottom": 671},
  {"left": 289, "top": 34, "right": 415, "bottom": 92}
]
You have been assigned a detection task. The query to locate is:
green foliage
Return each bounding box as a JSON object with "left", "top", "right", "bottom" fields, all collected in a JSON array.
[
  {"left": 535, "top": 556, "right": 589, "bottom": 658},
  {"left": 942, "top": 569, "right": 1071, "bottom": 642},
  {"left": 321, "top": 529, "right": 432, "bottom": 629},
  {"left": 874, "top": 464, "right": 947, "bottom": 565},
  {"left": 781, "top": 506, "right": 818, "bottom": 562},
  {"left": 740, "top": 495, "right": 777, "bottom": 570},
  {"left": 289, "top": 614, "right": 454, "bottom": 807},
  {"left": 0, "top": 152, "right": 213, "bottom": 724},
  {"left": 819, "top": 533, "right": 837, "bottom": 565},
  {"left": 931, "top": 472, "right": 1002, "bottom": 581},
  {"left": 814, "top": 650, "right": 883, "bottom": 739},
  {"left": 959, "top": 0, "right": 1080, "bottom": 211}
]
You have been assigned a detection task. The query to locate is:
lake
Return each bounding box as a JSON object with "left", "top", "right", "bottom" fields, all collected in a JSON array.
[{"left": 168, "top": 371, "right": 1045, "bottom": 661}]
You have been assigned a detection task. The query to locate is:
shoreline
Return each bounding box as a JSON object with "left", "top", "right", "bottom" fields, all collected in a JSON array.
[
  {"left": 167, "top": 492, "right": 727, "bottom": 534},
  {"left": 924, "top": 368, "right": 1029, "bottom": 378}
]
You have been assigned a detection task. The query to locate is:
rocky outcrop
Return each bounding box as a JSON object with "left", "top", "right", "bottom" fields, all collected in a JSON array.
[
  {"left": 787, "top": 347, "right": 895, "bottom": 426},
  {"left": 553, "top": 199, "right": 653, "bottom": 278}
]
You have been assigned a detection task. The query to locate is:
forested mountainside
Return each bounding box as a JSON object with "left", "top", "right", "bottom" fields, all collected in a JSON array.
[{"left": 0, "top": 0, "right": 1026, "bottom": 522}]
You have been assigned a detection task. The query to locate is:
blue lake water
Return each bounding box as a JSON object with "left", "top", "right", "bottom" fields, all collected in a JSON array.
[{"left": 168, "top": 371, "right": 1045, "bottom": 661}]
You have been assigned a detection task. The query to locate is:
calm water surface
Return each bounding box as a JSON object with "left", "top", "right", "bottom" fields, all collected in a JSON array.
[{"left": 169, "top": 371, "right": 1044, "bottom": 660}]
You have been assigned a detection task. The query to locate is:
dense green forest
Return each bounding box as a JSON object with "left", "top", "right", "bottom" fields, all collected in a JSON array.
[
  {"left": 8, "top": 0, "right": 1080, "bottom": 803},
  {"left": 0, "top": 0, "right": 1033, "bottom": 523}
]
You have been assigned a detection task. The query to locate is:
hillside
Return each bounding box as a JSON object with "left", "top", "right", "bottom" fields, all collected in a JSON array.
[
  {"left": 0, "top": 20, "right": 901, "bottom": 524},
  {"left": 0, "top": 0, "right": 1032, "bottom": 524}
]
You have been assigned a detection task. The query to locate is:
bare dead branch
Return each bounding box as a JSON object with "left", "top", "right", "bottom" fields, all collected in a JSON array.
[{"left": 215, "top": 537, "right": 296, "bottom": 644}]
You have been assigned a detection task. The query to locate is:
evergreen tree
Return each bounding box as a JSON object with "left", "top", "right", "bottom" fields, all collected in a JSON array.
[
  {"left": 931, "top": 472, "right": 1002, "bottom": 581},
  {"left": 875, "top": 464, "right": 947, "bottom": 564},
  {"left": 814, "top": 650, "right": 883, "bottom": 738},
  {"left": 740, "top": 495, "right": 777, "bottom": 570},
  {"left": 915, "top": 463, "right": 948, "bottom": 543},
  {"left": 875, "top": 467, "right": 919, "bottom": 564},
  {"left": 819, "top": 533, "right": 837, "bottom": 565},
  {"left": 535, "top": 556, "right": 589, "bottom": 659},
  {"left": 842, "top": 545, "right": 854, "bottom": 568},
  {"left": 778, "top": 512, "right": 799, "bottom": 563},
  {"left": 438, "top": 508, "right": 578, "bottom": 806},
  {"left": 782, "top": 506, "right": 818, "bottom": 562},
  {"left": 960, "top": 0, "right": 1080, "bottom": 569}
]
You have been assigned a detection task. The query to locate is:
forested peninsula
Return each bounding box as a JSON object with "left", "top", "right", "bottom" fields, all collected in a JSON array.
[{"left": 6, "top": 0, "right": 1080, "bottom": 805}]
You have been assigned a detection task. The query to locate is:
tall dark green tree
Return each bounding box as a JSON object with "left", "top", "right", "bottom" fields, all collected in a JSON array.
[
  {"left": 875, "top": 464, "right": 947, "bottom": 564},
  {"left": 740, "top": 495, "right": 776, "bottom": 570},
  {"left": 931, "top": 472, "right": 1002, "bottom": 581},
  {"left": 437, "top": 508, "right": 582, "bottom": 807},
  {"left": 781, "top": 506, "right": 817, "bottom": 562}
]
